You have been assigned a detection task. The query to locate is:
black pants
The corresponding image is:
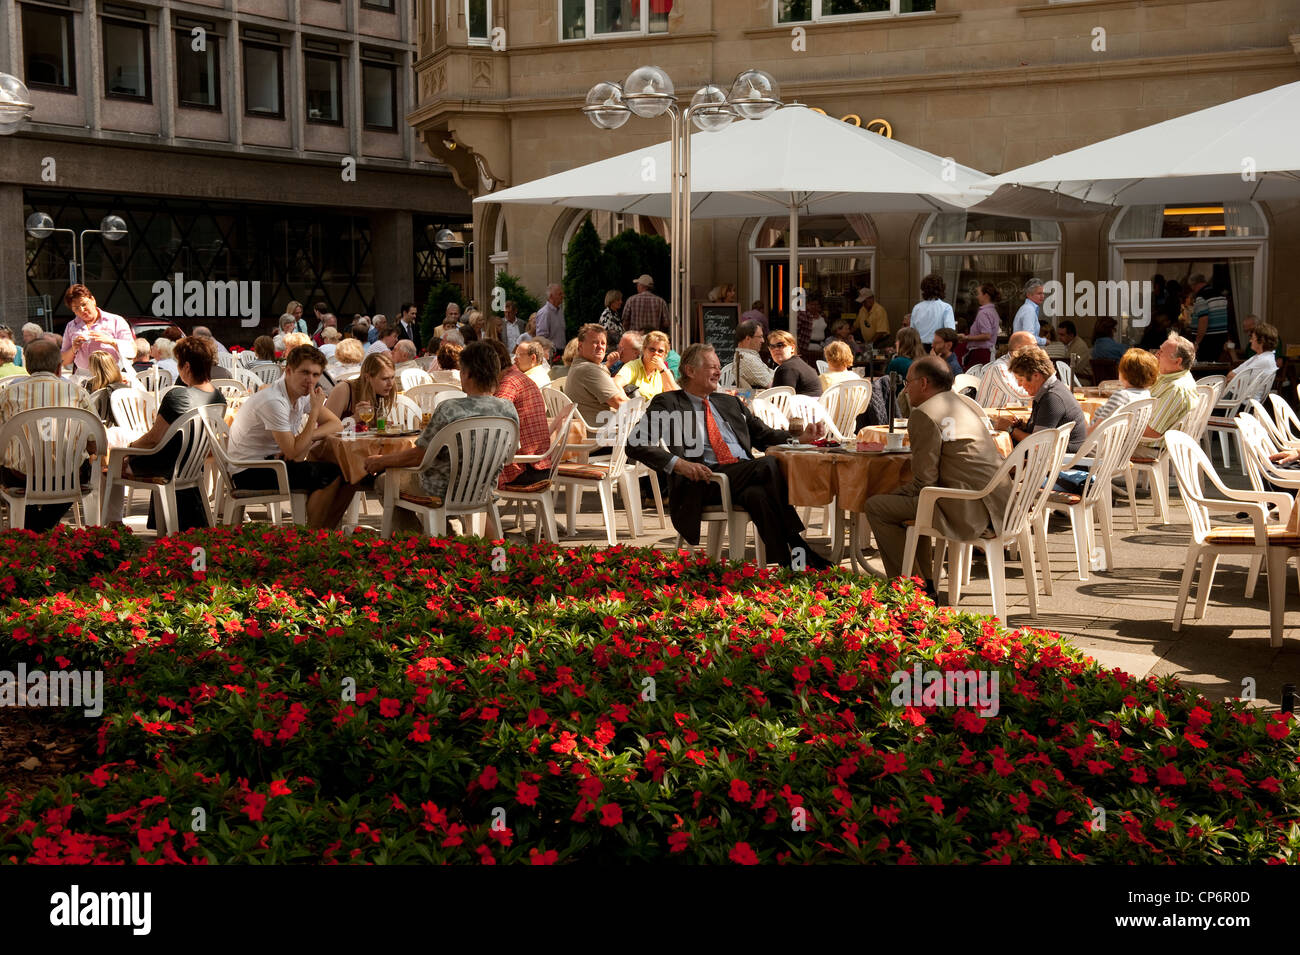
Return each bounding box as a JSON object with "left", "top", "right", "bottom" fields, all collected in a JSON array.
[{"left": 702, "top": 456, "right": 805, "bottom": 564}]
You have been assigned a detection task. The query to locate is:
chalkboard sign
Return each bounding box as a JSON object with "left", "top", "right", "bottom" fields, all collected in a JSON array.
[{"left": 695, "top": 302, "right": 740, "bottom": 370}]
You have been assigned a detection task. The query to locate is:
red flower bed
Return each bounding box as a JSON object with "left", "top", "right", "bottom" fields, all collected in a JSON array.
[{"left": 0, "top": 525, "right": 1296, "bottom": 864}]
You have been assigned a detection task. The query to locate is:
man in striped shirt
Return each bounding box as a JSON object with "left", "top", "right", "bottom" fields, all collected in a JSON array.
[
  {"left": 0, "top": 339, "right": 98, "bottom": 530},
  {"left": 622, "top": 275, "right": 669, "bottom": 334},
  {"left": 1138, "top": 334, "right": 1198, "bottom": 450}
]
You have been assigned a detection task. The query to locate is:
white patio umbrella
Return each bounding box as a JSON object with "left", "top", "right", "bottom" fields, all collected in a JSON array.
[
  {"left": 476, "top": 105, "right": 992, "bottom": 337},
  {"left": 982, "top": 80, "right": 1300, "bottom": 205}
]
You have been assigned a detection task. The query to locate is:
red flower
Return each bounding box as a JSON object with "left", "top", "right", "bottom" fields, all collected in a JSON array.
[
  {"left": 243, "top": 792, "right": 267, "bottom": 822},
  {"left": 728, "top": 779, "right": 752, "bottom": 804},
  {"left": 1257, "top": 776, "right": 1281, "bottom": 793},
  {"left": 378, "top": 698, "right": 400, "bottom": 718},
  {"left": 729, "top": 841, "right": 760, "bottom": 865},
  {"left": 478, "top": 765, "right": 498, "bottom": 790},
  {"left": 922, "top": 795, "right": 944, "bottom": 815},
  {"left": 269, "top": 779, "right": 292, "bottom": 797},
  {"left": 408, "top": 719, "right": 431, "bottom": 743},
  {"left": 529, "top": 848, "right": 558, "bottom": 865},
  {"left": 517, "top": 781, "right": 539, "bottom": 806},
  {"left": 527, "top": 708, "right": 548, "bottom": 727},
  {"left": 1266, "top": 717, "right": 1292, "bottom": 740},
  {"left": 668, "top": 831, "right": 691, "bottom": 854},
  {"left": 1155, "top": 764, "right": 1187, "bottom": 786},
  {"left": 599, "top": 803, "right": 623, "bottom": 827},
  {"left": 881, "top": 753, "right": 907, "bottom": 774}
]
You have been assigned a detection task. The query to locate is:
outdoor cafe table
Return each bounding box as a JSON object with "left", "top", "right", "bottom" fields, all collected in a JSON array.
[
  {"left": 309, "top": 432, "right": 417, "bottom": 485},
  {"left": 859, "top": 422, "right": 1016, "bottom": 455}
]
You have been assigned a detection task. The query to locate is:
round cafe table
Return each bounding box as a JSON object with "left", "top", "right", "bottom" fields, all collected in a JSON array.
[
  {"left": 309, "top": 432, "right": 417, "bottom": 485},
  {"left": 859, "top": 423, "right": 1015, "bottom": 456}
]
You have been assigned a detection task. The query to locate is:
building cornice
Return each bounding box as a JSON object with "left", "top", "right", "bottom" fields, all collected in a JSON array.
[{"left": 741, "top": 12, "right": 960, "bottom": 39}]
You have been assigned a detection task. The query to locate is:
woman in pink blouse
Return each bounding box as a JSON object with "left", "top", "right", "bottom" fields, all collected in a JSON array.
[{"left": 961, "top": 284, "right": 1001, "bottom": 368}]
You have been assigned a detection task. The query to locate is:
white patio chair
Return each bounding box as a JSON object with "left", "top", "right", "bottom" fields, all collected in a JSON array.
[
  {"left": 1265, "top": 394, "right": 1300, "bottom": 446},
  {"left": 820, "top": 379, "right": 874, "bottom": 442},
  {"left": 1244, "top": 398, "right": 1289, "bottom": 452},
  {"left": 497, "top": 405, "right": 577, "bottom": 544},
  {"left": 755, "top": 386, "right": 795, "bottom": 418},
  {"left": 902, "top": 426, "right": 1067, "bottom": 621},
  {"left": 1054, "top": 360, "right": 1074, "bottom": 389},
  {"left": 432, "top": 390, "right": 467, "bottom": 412},
  {"left": 718, "top": 362, "right": 737, "bottom": 389},
  {"left": 430, "top": 370, "right": 461, "bottom": 386},
  {"left": 815, "top": 359, "right": 828, "bottom": 375},
  {"left": 540, "top": 384, "right": 572, "bottom": 420},
  {"left": 110, "top": 388, "right": 158, "bottom": 440},
  {"left": 750, "top": 397, "right": 789, "bottom": 432},
  {"left": 230, "top": 366, "right": 262, "bottom": 393},
  {"left": 202, "top": 413, "right": 307, "bottom": 525},
  {"left": 249, "top": 361, "right": 283, "bottom": 386},
  {"left": 102, "top": 408, "right": 216, "bottom": 534},
  {"left": 952, "top": 373, "right": 980, "bottom": 396},
  {"left": 0, "top": 408, "right": 106, "bottom": 530},
  {"left": 679, "top": 471, "right": 768, "bottom": 566},
  {"left": 209, "top": 377, "right": 249, "bottom": 403},
  {"left": 1125, "top": 387, "right": 1212, "bottom": 525},
  {"left": 1166, "top": 430, "right": 1297, "bottom": 649},
  {"left": 553, "top": 398, "right": 644, "bottom": 546},
  {"left": 399, "top": 367, "right": 433, "bottom": 391},
  {"left": 1098, "top": 397, "right": 1156, "bottom": 530},
  {"left": 1205, "top": 363, "right": 1277, "bottom": 471},
  {"left": 136, "top": 367, "right": 174, "bottom": 394},
  {"left": 389, "top": 394, "right": 423, "bottom": 431},
  {"left": 406, "top": 383, "right": 466, "bottom": 417},
  {"left": 1035, "top": 411, "right": 1133, "bottom": 582},
  {"left": 379, "top": 416, "right": 518, "bottom": 539},
  {"left": 415, "top": 356, "right": 436, "bottom": 372}
]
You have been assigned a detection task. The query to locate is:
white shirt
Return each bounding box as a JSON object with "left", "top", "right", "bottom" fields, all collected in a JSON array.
[
  {"left": 1013, "top": 301, "right": 1046, "bottom": 345},
  {"left": 156, "top": 358, "right": 179, "bottom": 381},
  {"left": 1233, "top": 350, "right": 1278, "bottom": 383},
  {"left": 319, "top": 343, "right": 338, "bottom": 361},
  {"left": 909, "top": 299, "right": 955, "bottom": 345},
  {"left": 227, "top": 378, "right": 310, "bottom": 472},
  {"left": 365, "top": 340, "right": 392, "bottom": 356},
  {"left": 505, "top": 323, "right": 521, "bottom": 353}
]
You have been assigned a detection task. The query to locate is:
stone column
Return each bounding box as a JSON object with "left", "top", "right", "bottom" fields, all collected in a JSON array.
[
  {"left": 369, "top": 209, "right": 414, "bottom": 317},
  {"left": 0, "top": 184, "right": 30, "bottom": 330}
]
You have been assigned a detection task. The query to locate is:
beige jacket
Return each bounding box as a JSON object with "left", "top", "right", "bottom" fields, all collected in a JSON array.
[{"left": 899, "top": 390, "right": 1010, "bottom": 540}]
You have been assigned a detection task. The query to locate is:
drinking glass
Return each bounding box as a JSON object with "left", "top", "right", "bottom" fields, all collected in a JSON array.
[{"left": 355, "top": 401, "right": 374, "bottom": 432}]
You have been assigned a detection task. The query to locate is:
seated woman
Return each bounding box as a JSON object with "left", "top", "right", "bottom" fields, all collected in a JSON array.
[
  {"left": 83, "top": 351, "right": 130, "bottom": 423},
  {"left": 1089, "top": 348, "right": 1158, "bottom": 433},
  {"left": 0, "top": 339, "right": 26, "bottom": 379},
  {"left": 886, "top": 327, "right": 925, "bottom": 379},
  {"left": 151, "top": 337, "right": 180, "bottom": 382},
  {"left": 131, "top": 337, "right": 154, "bottom": 373},
  {"left": 768, "top": 329, "right": 822, "bottom": 397},
  {"left": 104, "top": 336, "right": 227, "bottom": 530},
  {"left": 431, "top": 341, "right": 463, "bottom": 385},
  {"left": 326, "top": 353, "right": 396, "bottom": 426},
  {"left": 1004, "top": 345, "right": 1088, "bottom": 454},
  {"left": 614, "top": 330, "right": 679, "bottom": 400},
  {"left": 819, "top": 340, "right": 858, "bottom": 392},
  {"left": 1042, "top": 322, "right": 1069, "bottom": 362},
  {"left": 363, "top": 342, "right": 518, "bottom": 517},
  {"left": 328, "top": 337, "right": 365, "bottom": 381},
  {"left": 318, "top": 326, "right": 340, "bottom": 362},
  {"left": 1225, "top": 321, "right": 1280, "bottom": 386}
]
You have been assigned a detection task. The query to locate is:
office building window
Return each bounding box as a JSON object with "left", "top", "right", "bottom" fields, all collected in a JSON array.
[
  {"left": 243, "top": 43, "right": 283, "bottom": 117},
  {"left": 305, "top": 53, "right": 342, "bottom": 125},
  {"left": 176, "top": 29, "right": 220, "bottom": 110},
  {"left": 467, "top": 0, "right": 490, "bottom": 41},
  {"left": 22, "top": 6, "right": 76, "bottom": 92},
  {"left": 777, "top": 0, "right": 935, "bottom": 22},
  {"left": 362, "top": 63, "right": 397, "bottom": 130},
  {"left": 361, "top": 0, "right": 393, "bottom": 10},
  {"left": 103, "top": 19, "right": 151, "bottom": 100},
  {"left": 561, "top": 0, "right": 670, "bottom": 40}
]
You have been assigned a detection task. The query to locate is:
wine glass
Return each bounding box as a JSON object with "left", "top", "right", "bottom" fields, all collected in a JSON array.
[{"left": 354, "top": 400, "right": 373, "bottom": 432}]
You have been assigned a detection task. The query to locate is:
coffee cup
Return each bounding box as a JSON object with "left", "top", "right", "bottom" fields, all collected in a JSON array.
[{"left": 885, "top": 431, "right": 905, "bottom": 451}]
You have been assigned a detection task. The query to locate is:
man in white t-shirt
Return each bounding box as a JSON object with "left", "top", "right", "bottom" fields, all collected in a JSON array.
[
  {"left": 365, "top": 327, "right": 398, "bottom": 356},
  {"left": 226, "top": 343, "right": 356, "bottom": 527}
]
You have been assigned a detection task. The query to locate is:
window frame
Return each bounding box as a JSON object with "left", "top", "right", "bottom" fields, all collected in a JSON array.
[
  {"left": 101, "top": 15, "right": 153, "bottom": 103},
  {"left": 467, "top": 0, "right": 491, "bottom": 44},
  {"left": 303, "top": 50, "right": 344, "bottom": 127},
  {"left": 360, "top": 0, "right": 394, "bottom": 10},
  {"left": 559, "top": 0, "right": 671, "bottom": 42},
  {"left": 21, "top": 4, "right": 77, "bottom": 94},
  {"left": 776, "top": 0, "right": 935, "bottom": 25},
  {"left": 174, "top": 26, "right": 221, "bottom": 112},
  {"left": 361, "top": 60, "right": 398, "bottom": 131},
  {"left": 242, "top": 40, "right": 285, "bottom": 120}
]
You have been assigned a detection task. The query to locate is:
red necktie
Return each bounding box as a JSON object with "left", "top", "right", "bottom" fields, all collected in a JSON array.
[{"left": 704, "top": 398, "right": 738, "bottom": 465}]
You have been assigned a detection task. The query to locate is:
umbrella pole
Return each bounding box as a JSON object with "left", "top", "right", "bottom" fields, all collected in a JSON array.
[
  {"left": 788, "top": 200, "right": 799, "bottom": 336},
  {"left": 669, "top": 107, "right": 682, "bottom": 347},
  {"left": 680, "top": 114, "right": 692, "bottom": 347}
]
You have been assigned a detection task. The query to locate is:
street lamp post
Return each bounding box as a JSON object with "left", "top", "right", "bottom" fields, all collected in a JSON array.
[
  {"left": 584, "top": 68, "right": 781, "bottom": 348},
  {"left": 0, "top": 73, "right": 35, "bottom": 135},
  {"left": 26, "top": 213, "right": 129, "bottom": 286}
]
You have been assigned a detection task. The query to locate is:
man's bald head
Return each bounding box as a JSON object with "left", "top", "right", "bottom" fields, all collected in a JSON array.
[{"left": 1007, "top": 331, "right": 1037, "bottom": 351}]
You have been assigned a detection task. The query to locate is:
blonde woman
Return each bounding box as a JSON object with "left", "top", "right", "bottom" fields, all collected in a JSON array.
[
  {"left": 819, "top": 340, "right": 857, "bottom": 392},
  {"left": 614, "top": 330, "right": 679, "bottom": 400},
  {"left": 282, "top": 331, "right": 311, "bottom": 352},
  {"left": 330, "top": 337, "right": 365, "bottom": 380},
  {"left": 326, "top": 352, "right": 396, "bottom": 424},
  {"left": 0, "top": 339, "right": 27, "bottom": 378}
]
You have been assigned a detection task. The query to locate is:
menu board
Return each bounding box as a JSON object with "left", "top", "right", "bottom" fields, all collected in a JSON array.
[{"left": 695, "top": 302, "right": 739, "bottom": 369}]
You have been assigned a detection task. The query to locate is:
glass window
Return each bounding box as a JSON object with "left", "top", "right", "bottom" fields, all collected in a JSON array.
[
  {"left": 103, "top": 20, "right": 151, "bottom": 101},
  {"left": 561, "top": 0, "right": 669, "bottom": 39},
  {"left": 754, "top": 214, "right": 878, "bottom": 249},
  {"left": 1112, "top": 203, "right": 1266, "bottom": 240},
  {"left": 243, "top": 43, "right": 282, "bottom": 117},
  {"left": 923, "top": 212, "right": 1061, "bottom": 245},
  {"left": 305, "top": 54, "right": 342, "bottom": 125},
  {"left": 176, "top": 29, "right": 219, "bottom": 110},
  {"left": 362, "top": 63, "right": 396, "bottom": 130},
  {"left": 361, "top": 0, "right": 394, "bottom": 9},
  {"left": 467, "top": 0, "right": 490, "bottom": 41},
  {"left": 924, "top": 252, "right": 1056, "bottom": 331},
  {"left": 778, "top": 0, "right": 934, "bottom": 22},
  {"left": 22, "top": 6, "right": 76, "bottom": 92}
]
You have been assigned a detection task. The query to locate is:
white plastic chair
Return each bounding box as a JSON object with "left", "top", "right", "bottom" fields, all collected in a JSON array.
[
  {"left": 249, "top": 361, "right": 283, "bottom": 385},
  {"left": 432, "top": 390, "right": 467, "bottom": 412},
  {"left": 718, "top": 362, "right": 737, "bottom": 389},
  {"left": 553, "top": 398, "right": 644, "bottom": 546},
  {"left": 1205, "top": 363, "right": 1277, "bottom": 471},
  {"left": 406, "top": 383, "right": 465, "bottom": 417},
  {"left": 209, "top": 377, "right": 249, "bottom": 402},
  {"left": 379, "top": 416, "right": 518, "bottom": 539},
  {"left": 1264, "top": 394, "right": 1300, "bottom": 446},
  {"left": 110, "top": 388, "right": 158, "bottom": 440},
  {"left": 902, "top": 427, "right": 1067, "bottom": 621},
  {"left": 1125, "top": 387, "right": 1212, "bottom": 525},
  {"left": 819, "top": 379, "right": 874, "bottom": 442},
  {"left": 0, "top": 408, "right": 106, "bottom": 530},
  {"left": 231, "top": 366, "right": 262, "bottom": 393},
  {"left": 399, "top": 367, "right": 433, "bottom": 391},
  {"left": 1054, "top": 360, "right": 1074, "bottom": 389},
  {"left": 1092, "top": 397, "right": 1156, "bottom": 531},
  {"left": 750, "top": 397, "right": 789, "bottom": 432},
  {"left": 1035, "top": 411, "right": 1133, "bottom": 582},
  {"left": 815, "top": 360, "right": 829, "bottom": 375},
  {"left": 755, "top": 386, "right": 795, "bottom": 418},
  {"left": 136, "top": 367, "right": 174, "bottom": 394},
  {"left": 679, "top": 471, "right": 768, "bottom": 566},
  {"left": 540, "top": 385, "right": 572, "bottom": 421},
  {"left": 389, "top": 394, "right": 423, "bottom": 431},
  {"left": 1166, "top": 430, "right": 1296, "bottom": 648},
  {"left": 202, "top": 413, "right": 307, "bottom": 525},
  {"left": 497, "top": 405, "right": 576, "bottom": 544},
  {"left": 953, "top": 373, "right": 980, "bottom": 396},
  {"left": 102, "top": 408, "right": 217, "bottom": 533}
]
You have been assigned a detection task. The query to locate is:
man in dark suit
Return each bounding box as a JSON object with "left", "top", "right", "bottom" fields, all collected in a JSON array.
[
  {"left": 625, "top": 343, "right": 833, "bottom": 570},
  {"left": 396, "top": 302, "right": 421, "bottom": 353}
]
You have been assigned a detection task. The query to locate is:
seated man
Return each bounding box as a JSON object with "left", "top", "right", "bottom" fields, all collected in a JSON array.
[
  {"left": 0, "top": 339, "right": 98, "bottom": 531},
  {"left": 390, "top": 339, "right": 421, "bottom": 376},
  {"left": 1138, "top": 333, "right": 1198, "bottom": 450},
  {"left": 226, "top": 344, "right": 356, "bottom": 528},
  {"left": 1004, "top": 345, "right": 1088, "bottom": 454},
  {"left": 733, "top": 320, "right": 774, "bottom": 392},
  {"left": 485, "top": 338, "right": 551, "bottom": 488},
  {"left": 563, "top": 324, "right": 626, "bottom": 427},
  {"left": 1057, "top": 320, "right": 1093, "bottom": 386},
  {"left": 931, "top": 328, "right": 964, "bottom": 378},
  {"left": 864, "top": 356, "right": 1010, "bottom": 600},
  {"left": 625, "top": 343, "right": 832, "bottom": 571},
  {"left": 604, "top": 331, "right": 643, "bottom": 378},
  {"left": 985, "top": 330, "right": 1034, "bottom": 402}
]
